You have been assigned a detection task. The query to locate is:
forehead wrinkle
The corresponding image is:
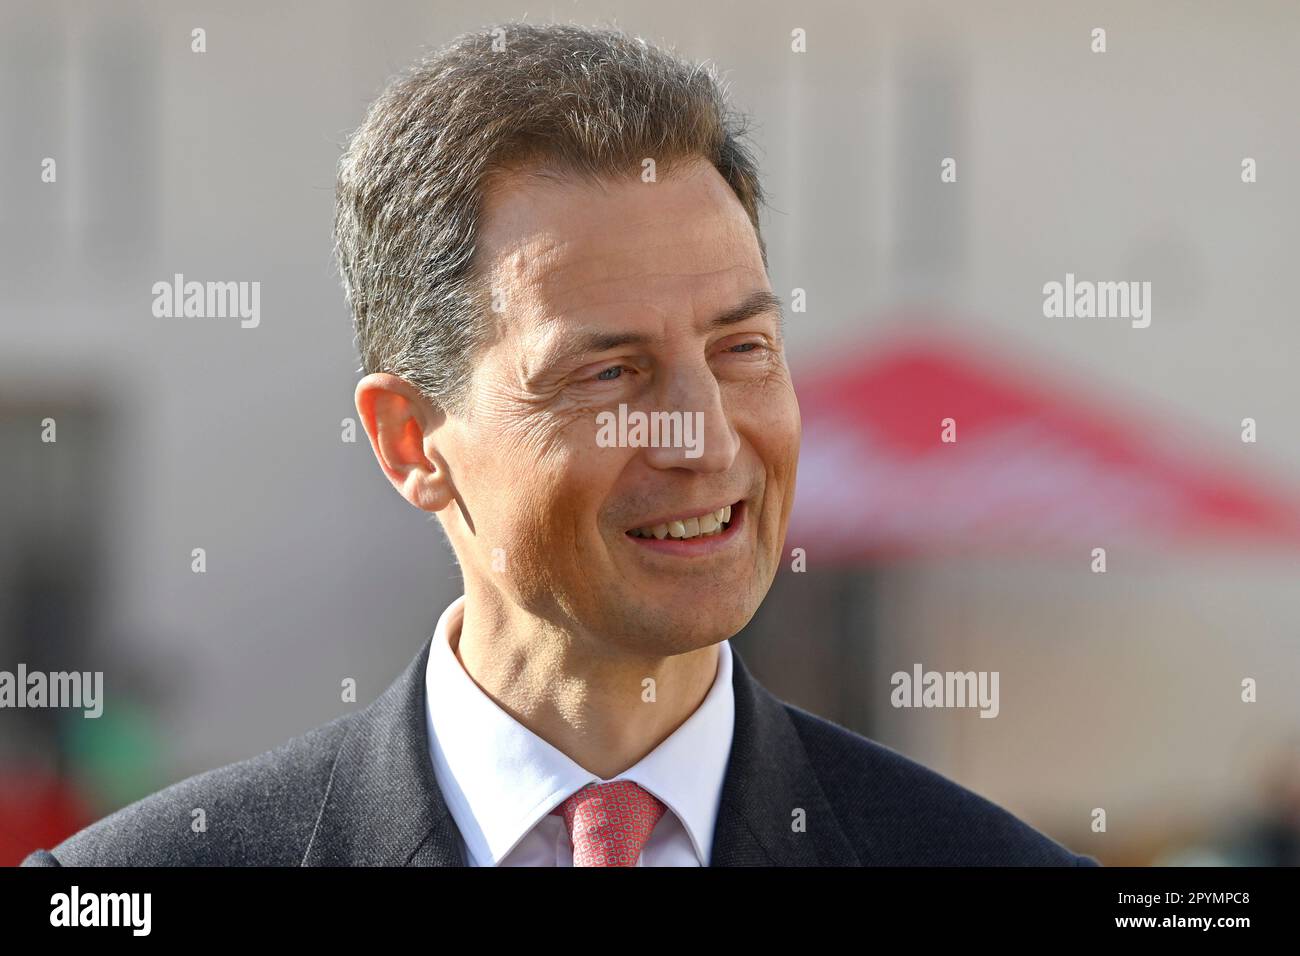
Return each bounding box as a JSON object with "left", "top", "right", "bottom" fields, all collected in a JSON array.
[
  {"left": 530, "top": 257, "right": 769, "bottom": 335},
  {"left": 506, "top": 203, "right": 753, "bottom": 297},
  {"left": 539, "top": 260, "right": 762, "bottom": 318}
]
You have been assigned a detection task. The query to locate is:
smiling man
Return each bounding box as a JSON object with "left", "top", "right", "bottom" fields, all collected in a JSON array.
[{"left": 24, "top": 22, "right": 1096, "bottom": 868}]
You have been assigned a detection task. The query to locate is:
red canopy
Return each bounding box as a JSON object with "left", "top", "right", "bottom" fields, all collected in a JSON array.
[{"left": 789, "top": 327, "right": 1300, "bottom": 562}]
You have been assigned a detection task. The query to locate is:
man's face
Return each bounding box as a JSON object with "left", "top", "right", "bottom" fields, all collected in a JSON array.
[{"left": 439, "top": 158, "right": 800, "bottom": 656}]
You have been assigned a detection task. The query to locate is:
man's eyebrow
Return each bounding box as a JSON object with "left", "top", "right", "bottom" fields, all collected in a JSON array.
[
  {"left": 701, "top": 289, "right": 785, "bottom": 333},
  {"left": 540, "top": 289, "right": 785, "bottom": 372}
]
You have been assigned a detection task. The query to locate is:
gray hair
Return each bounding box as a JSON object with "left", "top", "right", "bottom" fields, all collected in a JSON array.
[{"left": 333, "top": 21, "right": 768, "bottom": 414}]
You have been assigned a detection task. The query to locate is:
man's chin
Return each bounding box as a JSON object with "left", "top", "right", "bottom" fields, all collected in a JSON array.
[{"left": 593, "top": 591, "right": 763, "bottom": 656}]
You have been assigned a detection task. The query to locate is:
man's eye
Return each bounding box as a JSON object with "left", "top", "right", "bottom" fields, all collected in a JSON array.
[
  {"left": 595, "top": 365, "right": 626, "bottom": 381},
  {"left": 730, "top": 343, "right": 759, "bottom": 353}
]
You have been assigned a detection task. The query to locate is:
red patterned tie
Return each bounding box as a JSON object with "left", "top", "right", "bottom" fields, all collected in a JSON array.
[{"left": 550, "top": 780, "right": 668, "bottom": 866}]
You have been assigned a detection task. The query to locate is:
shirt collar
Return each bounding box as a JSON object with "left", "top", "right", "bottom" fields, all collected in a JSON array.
[{"left": 424, "top": 594, "right": 735, "bottom": 866}]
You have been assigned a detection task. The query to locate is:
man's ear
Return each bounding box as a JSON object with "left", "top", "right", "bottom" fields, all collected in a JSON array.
[{"left": 354, "top": 373, "right": 456, "bottom": 513}]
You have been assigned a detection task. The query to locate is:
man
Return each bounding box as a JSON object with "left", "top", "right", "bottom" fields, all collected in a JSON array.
[{"left": 24, "top": 22, "right": 1096, "bottom": 867}]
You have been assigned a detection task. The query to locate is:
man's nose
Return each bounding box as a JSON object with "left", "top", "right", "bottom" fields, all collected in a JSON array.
[{"left": 639, "top": 365, "right": 740, "bottom": 473}]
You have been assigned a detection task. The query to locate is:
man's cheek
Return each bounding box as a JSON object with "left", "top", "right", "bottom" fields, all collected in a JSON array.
[
  {"left": 462, "top": 412, "right": 564, "bottom": 491},
  {"left": 774, "top": 402, "right": 802, "bottom": 475}
]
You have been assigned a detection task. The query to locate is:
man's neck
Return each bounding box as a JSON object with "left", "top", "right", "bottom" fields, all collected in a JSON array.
[{"left": 451, "top": 588, "right": 721, "bottom": 781}]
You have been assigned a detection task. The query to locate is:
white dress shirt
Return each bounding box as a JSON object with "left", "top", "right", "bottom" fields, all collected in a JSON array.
[{"left": 423, "top": 595, "right": 735, "bottom": 866}]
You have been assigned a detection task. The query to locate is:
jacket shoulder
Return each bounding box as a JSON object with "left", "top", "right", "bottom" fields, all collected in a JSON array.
[
  {"left": 24, "top": 713, "right": 356, "bottom": 867},
  {"left": 784, "top": 703, "right": 1097, "bottom": 866}
]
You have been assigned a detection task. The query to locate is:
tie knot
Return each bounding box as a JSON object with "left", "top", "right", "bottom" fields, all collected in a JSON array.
[{"left": 550, "top": 780, "right": 668, "bottom": 866}]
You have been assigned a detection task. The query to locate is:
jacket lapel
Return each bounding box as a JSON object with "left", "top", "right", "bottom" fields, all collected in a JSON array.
[
  {"left": 710, "top": 647, "right": 862, "bottom": 866},
  {"left": 303, "top": 634, "right": 861, "bottom": 866},
  {"left": 302, "top": 637, "right": 465, "bottom": 866}
]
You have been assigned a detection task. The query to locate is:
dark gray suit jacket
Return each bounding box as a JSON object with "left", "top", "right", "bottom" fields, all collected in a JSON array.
[{"left": 23, "top": 638, "right": 1098, "bottom": 866}]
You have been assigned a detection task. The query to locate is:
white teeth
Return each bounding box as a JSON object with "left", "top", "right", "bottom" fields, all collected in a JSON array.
[{"left": 631, "top": 504, "right": 735, "bottom": 541}]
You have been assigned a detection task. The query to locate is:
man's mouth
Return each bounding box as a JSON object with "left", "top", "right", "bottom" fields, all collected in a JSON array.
[{"left": 625, "top": 500, "right": 742, "bottom": 541}]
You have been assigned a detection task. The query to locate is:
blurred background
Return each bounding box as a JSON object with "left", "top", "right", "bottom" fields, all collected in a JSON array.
[{"left": 3, "top": 0, "right": 1300, "bottom": 866}]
